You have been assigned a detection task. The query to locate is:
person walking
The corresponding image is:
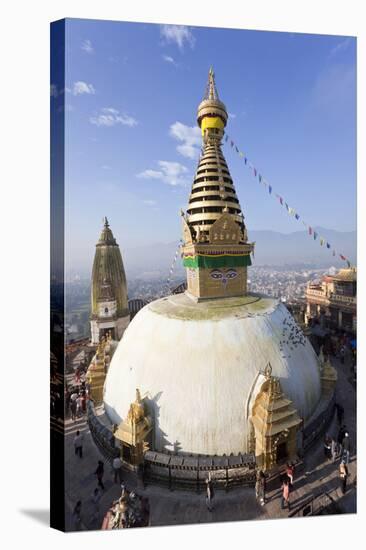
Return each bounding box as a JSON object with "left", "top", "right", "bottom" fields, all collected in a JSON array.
[
  {"left": 205, "top": 476, "right": 215, "bottom": 512},
  {"left": 76, "top": 394, "right": 83, "bottom": 418},
  {"left": 73, "top": 430, "right": 84, "bottom": 458},
  {"left": 339, "top": 461, "right": 348, "bottom": 494},
  {"left": 112, "top": 455, "right": 123, "bottom": 484},
  {"left": 255, "top": 470, "right": 266, "bottom": 506},
  {"left": 339, "top": 345, "right": 345, "bottom": 365},
  {"left": 286, "top": 463, "right": 295, "bottom": 487},
  {"left": 95, "top": 460, "right": 105, "bottom": 491},
  {"left": 342, "top": 432, "right": 351, "bottom": 464},
  {"left": 281, "top": 478, "right": 290, "bottom": 510}
]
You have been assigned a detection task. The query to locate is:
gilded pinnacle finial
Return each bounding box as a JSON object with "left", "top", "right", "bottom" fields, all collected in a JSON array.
[
  {"left": 104, "top": 216, "right": 109, "bottom": 227},
  {"left": 206, "top": 66, "right": 218, "bottom": 100}
]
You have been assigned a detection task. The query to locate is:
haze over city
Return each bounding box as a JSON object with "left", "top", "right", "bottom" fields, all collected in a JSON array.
[{"left": 58, "top": 20, "right": 356, "bottom": 276}]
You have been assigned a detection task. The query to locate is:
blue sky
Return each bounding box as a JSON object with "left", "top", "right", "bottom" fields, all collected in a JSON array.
[{"left": 56, "top": 19, "right": 356, "bottom": 272}]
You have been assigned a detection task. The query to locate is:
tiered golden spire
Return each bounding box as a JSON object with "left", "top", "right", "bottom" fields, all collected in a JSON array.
[
  {"left": 181, "top": 69, "right": 254, "bottom": 301},
  {"left": 184, "top": 68, "right": 246, "bottom": 242}
]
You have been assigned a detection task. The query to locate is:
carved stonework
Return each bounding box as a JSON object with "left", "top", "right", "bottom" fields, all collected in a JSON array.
[{"left": 209, "top": 213, "right": 241, "bottom": 245}]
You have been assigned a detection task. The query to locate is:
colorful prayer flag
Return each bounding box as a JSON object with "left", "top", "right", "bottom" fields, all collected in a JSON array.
[
  {"left": 254, "top": 168, "right": 257, "bottom": 177},
  {"left": 244, "top": 158, "right": 247, "bottom": 164},
  {"left": 346, "top": 260, "right": 351, "bottom": 268},
  {"left": 269, "top": 185, "right": 272, "bottom": 194},
  {"left": 326, "top": 243, "right": 331, "bottom": 249},
  {"left": 239, "top": 151, "right": 243, "bottom": 157},
  {"left": 279, "top": 197, "right": 283, "bottom": 205},
  {"left": 258, "top": 175, "right": 262, "bottom": 182},
  {"left": 314, "top": 232, "right": 318, "bottom": 240},
  {"left": 295, "top": 213, "right": 300, "bottom": 220},
  {"left": 235, "top": 146, "right": 239, "bottom": 153},
  {"left": 340, "top": 254, "right": 346, "bottom": 261},
  {"left": 320, "top": 238, "right": 324, "bottom": 246}
]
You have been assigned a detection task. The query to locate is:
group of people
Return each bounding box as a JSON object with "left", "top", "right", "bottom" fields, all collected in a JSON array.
[
  {"left": 254, "top": 463, "right": 295, "bottom": 510},
  {"left": 324, "top": 425, "right": 351, "bottom": 463},
  {"left": 72, "top": 458, "right": 119, "bottom": 529},
  {"left": 324, "top": 423, "right": 352, "bottom": 495},
  {"left": 66, "top": 385, "right": 88, "bottom": 421}
]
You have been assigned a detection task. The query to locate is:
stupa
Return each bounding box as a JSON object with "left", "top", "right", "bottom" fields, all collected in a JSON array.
[{"left": 102, "top": 70, "right": 323, "bottom": 470}]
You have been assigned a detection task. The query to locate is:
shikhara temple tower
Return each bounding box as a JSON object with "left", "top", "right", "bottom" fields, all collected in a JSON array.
[
  {"left": 182, "top": 68, "right": 254, "bottom": 301},
  {"left": 90, "top": 218, "right": 130, "bottom": 344}
]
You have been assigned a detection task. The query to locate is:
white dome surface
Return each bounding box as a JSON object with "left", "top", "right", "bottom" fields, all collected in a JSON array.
[{"left": 104, "top": 293, "right": 321, "bottom": 456}]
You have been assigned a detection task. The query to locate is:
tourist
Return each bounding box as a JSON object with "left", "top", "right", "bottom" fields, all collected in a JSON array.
[
  {"left": 72, "top": 500, "right": 82, "bottom": 531},
  {"left": 281, "top": 478, "right": 290, "bottom": 510},
  {"left": 339, "top": 461, "right": 348, "bottom": 494},
  {"left": 76, "top": 394, "right": 83, "bottom": 417},
  {"left": 286, "top": 463, "right": 295, "bottom": 487},
  {"left": 342, "top": 432, "right": 351, "bottom": 464},
  {"left": 206, "top": 477, "right": 214, "bottom": 512},
  {"left": 95, "top": 460, "right": 105, "bottom": 490},
  {"left": 90, "top": 488, "right": 102, "bottom": 524},
  {"left": 255, "top": 470, "right": 266, "bottom": 506},
  {"left": 73, "top": 430, "right": 84, "bottom": 458},
  {"left": 339, "top": 345, "right": 345, "bottom": 365},
  {"left": 112, "top": 455, "right": 123, "bottom": 484}
]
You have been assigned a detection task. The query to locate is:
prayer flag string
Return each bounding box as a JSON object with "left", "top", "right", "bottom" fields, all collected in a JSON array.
[{"left": 223, "top": 131, "right": 352, "bottom": 267}]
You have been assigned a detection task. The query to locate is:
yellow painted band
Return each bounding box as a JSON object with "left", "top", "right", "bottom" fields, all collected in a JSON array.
[{"left": 201, "top": 116, "right": 225, "bottom": 135}]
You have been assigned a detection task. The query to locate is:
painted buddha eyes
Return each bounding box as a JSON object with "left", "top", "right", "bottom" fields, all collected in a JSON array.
[{"left": 210, "top": 269, "right": 238, "bottom": 283}]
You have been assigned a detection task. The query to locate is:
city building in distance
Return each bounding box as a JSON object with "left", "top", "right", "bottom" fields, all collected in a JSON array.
[{"left": 306, "top": 267, "right": 357, "bottom": 333}]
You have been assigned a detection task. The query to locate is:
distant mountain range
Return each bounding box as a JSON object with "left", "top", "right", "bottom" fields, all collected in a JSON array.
[{"left": 122, "top": 227, "right": 356, "bottom": 278}]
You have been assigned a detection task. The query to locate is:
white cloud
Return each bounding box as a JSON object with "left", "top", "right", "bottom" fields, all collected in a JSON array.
[
  {"left": 329, "top": 38, "right": 351, "bottom": 57},
  {"left": 169, "top": 121, "right": 201, "bottom": 159},
  {"left": 137, "top": 161, "right": 189, "bottom": 186},
  {"left": 143, "top": 199, "right": 157, "bottom": 206},
  {"left": 72, "top": 81, "right": 95, "bottom": 96},
  {"left": 90, "top": 107, "right": 138, "bottom": 127},
  {"left": 81, "top": 39, "right": 94, "bottom": 54},
  {"left": 160, "top": 25, "right": 195, "bottom": 51},
  {"left": 162, "top": 55, "right": 176, "bottom": 65}
]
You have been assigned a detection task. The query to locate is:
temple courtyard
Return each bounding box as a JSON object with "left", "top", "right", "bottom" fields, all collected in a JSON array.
[{"left": 64, "top": 352, "right": 356, "bottom": 531}]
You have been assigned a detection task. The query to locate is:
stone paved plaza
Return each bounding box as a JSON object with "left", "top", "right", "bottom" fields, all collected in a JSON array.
[{"left": 64, "top": 352, "right": 356, "bottom": 531}]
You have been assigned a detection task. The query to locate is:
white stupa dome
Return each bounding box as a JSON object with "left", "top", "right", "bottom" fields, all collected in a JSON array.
[{"left": 104, "top": 293, "right": 321, "bottom": 456}]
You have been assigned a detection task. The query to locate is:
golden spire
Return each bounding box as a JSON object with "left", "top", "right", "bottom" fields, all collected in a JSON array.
[
  {"left": 181, "top": 69, "right": 254, "bottom": 301},
  {"left": 206, "top": 67, "right": 218, "bottom": 100}
]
